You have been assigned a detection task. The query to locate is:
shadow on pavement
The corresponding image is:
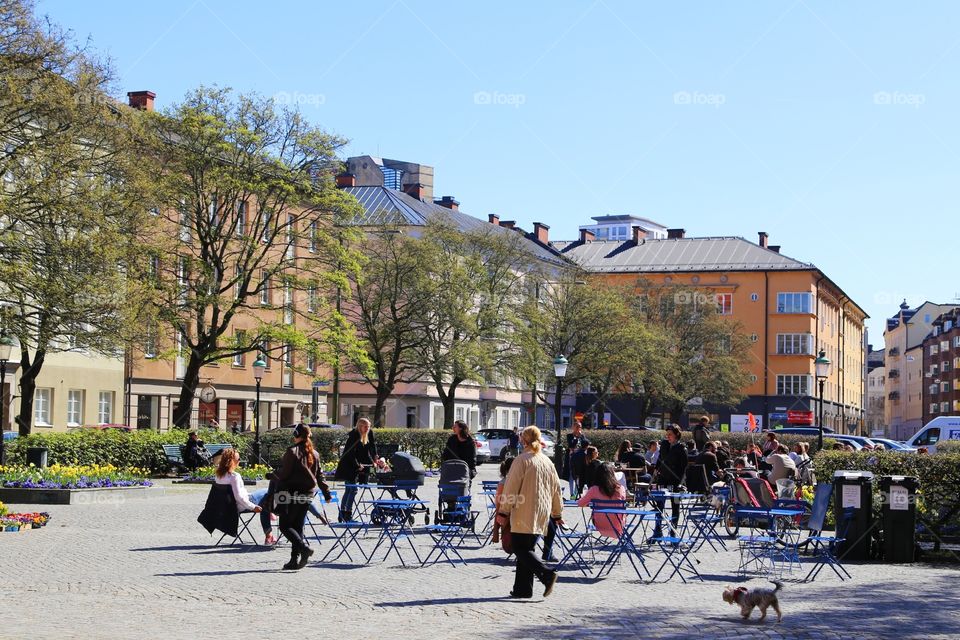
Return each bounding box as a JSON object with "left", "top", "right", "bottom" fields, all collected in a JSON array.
[{"left": 375, "top": 596, "right": 520, "bottom": 607}]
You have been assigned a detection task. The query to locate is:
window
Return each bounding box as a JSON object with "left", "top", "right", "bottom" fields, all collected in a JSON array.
[
  {"left": 309, "top": 221, "right": 318, "bottom": 253},
  {"left": 177, "top": 257, "right": 189, "bottom": 302},
  {"left": 236, "top": 202, "right": 246, "bottom": 236},
  {"left": 207, "top": 195, "right": 218, "bottom": 227},
  {"left": 777, "top": 333, "right": 813, "bottom": 355},
  {"left": 282, "top": 343, "right": 294, "bottom": 388},
  {"left": 233, "top": 330, "right": 246, "bottom": 366},
  {"left": 307, "top": 286, "right": 317, "bottom": 313},
  {"left": 941, "top": 340, "right": 950, "bottom": 352},
  {"left": 178, "top": 201, "right": 191, "bottom": 242},
  {"left": 285, "top": 215, "right": 295, "bottom": 259},
  {"left": 261, "top": 211, "right": 271, "bottom": 243},
  {"left": 942, "top": 401, "right": 950, "bottom": 413},
  {"left": 306, "top": 353, "right": 315, "bottom": 373},
  {"left": 777, "top": 292, "right": 812, "bottom": 314},
  {"left": 144, "top": 324, "right": 158, "bottom": 358},
  {"left": 234, "top": 267, "right": 243, "bottom": 300},
  {"left": 715, "top": 293, "right": 733, "bottom": 315},
  {"left": 283, "top": 282, "right": 294, "bottom": 323},
  {"left": 148, "top": 255, "right": 160, "bottom": 280},
  {"left": 260, "top": 271, "right": 270, "bottom": 305},
  {"left": 776, "top": 375, "right": 811, "bottom": 396},
  {"left": 930, "top": 344, "right": 939, "bottom": 355},
  {"left": 67, "top": 390, "right": 83, "bottom": 426},
  {"left": 954, "top": 336, "right": 960, "bottom": 349},
  {"left": 98, "top": 391, "right": 113, "bottom": 424},
  {"left": 34, "top": 388, "right": 52, "bottom": 425}
]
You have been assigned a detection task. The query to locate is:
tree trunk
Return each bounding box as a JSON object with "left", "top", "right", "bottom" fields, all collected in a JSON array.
[
  {"left": 15, "top": 348, "right": 45, "bottom": 436},
  {"left": 172, "top": 353, "right": 204, "bottom": 428},
  {"left": 437, "top": 379, "right": 461, "bottom": 430},
  {"left": 373, "top": 382, "right": 393, "bottom": 428}
]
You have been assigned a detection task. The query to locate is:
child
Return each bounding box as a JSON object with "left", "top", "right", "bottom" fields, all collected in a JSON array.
[{"left": 491, "top": 456, "right": 514, "bottom": 544}]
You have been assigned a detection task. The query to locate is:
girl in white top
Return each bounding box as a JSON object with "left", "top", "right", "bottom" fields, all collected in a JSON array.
[{"left": 214, "top": 448, "right": 262, "bottom": 513}]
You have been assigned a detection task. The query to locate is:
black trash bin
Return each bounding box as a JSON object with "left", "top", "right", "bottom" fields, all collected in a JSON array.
[
  {"left": 833, "top": 470, "right": 874, "bottom": 561},
  {"left": 26, "top": 446, "right": 48, "bottom": 468},
  {"left": 879, "top": 475, "right": 919, "bottom": 563}
]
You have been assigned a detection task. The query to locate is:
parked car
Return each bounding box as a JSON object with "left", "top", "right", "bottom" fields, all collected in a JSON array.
[
  {"left": 905, "top": 416, "right": 960, "bottom": 453},
  {"left": 478, "top": 428, "right": 554, "bottom": 461},
  {"left": 474, "top": 432, "right": 492, "bottom": 464},
  {"left": 867, "top": 437, "right": 917, "bottom": 452},
  {"left": 769, "top": 426, "right": 835, "bottom": 435},
  {"left": 2, "top": 431, "right": 16, "bottom": 441}
]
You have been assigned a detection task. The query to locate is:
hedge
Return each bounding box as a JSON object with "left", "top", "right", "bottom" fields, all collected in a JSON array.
[
  {"left": 813, "top": 450, "right": 960, "bottom": 542},
  {"left": 5, "top": 429, "right": 249, "bottom": 475},
  {"left": 936, "top": 440, "right": 960, "bottom": 454},
  {"left": 259, "top": 427, "right": 453, "bottom": 469}
]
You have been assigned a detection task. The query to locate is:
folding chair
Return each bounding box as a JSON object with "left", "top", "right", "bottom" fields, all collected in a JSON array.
[
  {"left": 217, "top": 510, "right": 259, "bottom": 546},
  {"left": 198, "top": 484, "right": 259, "bottom": 547},
  {"left": 648, "top": 535, "right": 702, "bottom": 583},
  {"left": 442, "top": 494, "right": 483, "bottom": 545},
  {"left": 737, "top": 534, "right": 776, "bottom": 577},
  {"left": 553, "top": 525, "right": 594, "bottom": 578},
  {"left": 686, "top": 503, "right": 728, "bottom": 552},
  {"left": 421, "top": 524, "right": 467, "bottom": 567},
  {"left": 804, "top": 507, "right": 854, "bottom": 582},
  {"left": 366, "top": 503, "right": 423, "bottom": 566},
  {"left": 321, "top": 521, "right": 370, "bottom": 563}
]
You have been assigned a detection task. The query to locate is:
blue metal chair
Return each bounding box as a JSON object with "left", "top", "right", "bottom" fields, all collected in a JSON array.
[
  {"left": 421, "top": 524, "right": 467, "bottom": 567},
  {"left": 804, "top": 507, "right": 854, "bottom": 582},
  {"left": 648, "top": 534, "right": 702, "bottom": 583},
  {"left": 321, "top": 520, "right": 370, "bottom": 564},
  {"left": 686, "top": 503, "right": 728, "bottom": 552}
]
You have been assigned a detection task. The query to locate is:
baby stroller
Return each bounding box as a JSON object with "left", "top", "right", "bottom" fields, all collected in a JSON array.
[
  {"left": 434, "top": 459, "right": 476, "bottom": 532},
  {"left": 376, "top": 452, "right": 429, "bottom": 524},
  {"left": 723, "top": 474, "right": 777, "bottom": 537}
]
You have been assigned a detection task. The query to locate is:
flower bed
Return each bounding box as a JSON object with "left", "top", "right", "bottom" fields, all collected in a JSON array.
[
  {"left": 0, "top": 464, "right": 152, "bottom": 489},
  {"left": 177, "top": 464, "right": 270, "bottom": 485}
]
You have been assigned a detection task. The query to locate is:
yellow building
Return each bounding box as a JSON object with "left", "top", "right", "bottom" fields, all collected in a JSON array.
[{"left": 554, "top": 228, "right": 868, "bottom": 433}]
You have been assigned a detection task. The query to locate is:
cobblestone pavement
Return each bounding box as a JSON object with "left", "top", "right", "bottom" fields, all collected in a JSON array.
[{"left": 1, "top": 466, "right": 958, "bottom": 640}]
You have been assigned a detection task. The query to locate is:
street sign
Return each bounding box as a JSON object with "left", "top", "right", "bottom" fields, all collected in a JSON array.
[
  {"left": 687, "top": 397, "right": 703, "bottom": 406},
  {"left": 312, "top": 380, "right": 330, "bottom": 388},
  {"left": 787, "top": 410, "right": 815, "bottom": 425}
]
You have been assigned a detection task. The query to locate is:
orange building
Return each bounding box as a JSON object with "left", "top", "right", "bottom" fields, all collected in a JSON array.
[{"left": 553, "top": 228, "right": 868, "bottom": 433}]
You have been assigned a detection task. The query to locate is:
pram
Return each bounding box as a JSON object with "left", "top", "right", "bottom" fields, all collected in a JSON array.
[
  {"left": 372, "top": 452, "right": 429, "bottom": 525},
  {"left": 722, "top": 473, "right": 777, "bottom": 537},
  {"left": 434, "top": 459, "right": 476, "bottom": 531}
]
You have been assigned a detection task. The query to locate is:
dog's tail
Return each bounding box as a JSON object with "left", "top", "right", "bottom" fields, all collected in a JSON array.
[{"left": 770, "top": 580, "right": 783, "bottom": 593}]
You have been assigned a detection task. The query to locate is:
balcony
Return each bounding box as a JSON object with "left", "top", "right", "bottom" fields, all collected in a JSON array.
[{"left": 888, "top": 369, "right": 900, "bottom": 379}]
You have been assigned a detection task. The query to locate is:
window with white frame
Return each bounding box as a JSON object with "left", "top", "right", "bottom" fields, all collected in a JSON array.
[
  {"left": 309, "top": 221, "right": 318, "bottom": 253},
  {"left": 67, "top": 390, "right": 83, "bottom": 426},
  {"left": 776, "top": 375, "right": 811, "bottom": 396},
  {"left": 178, "top": 201, "right": 191, "bottom": 242},
  {"left": 260, "top": 271, "right": 270, "bottom": 305},
  {"left": 307, "top": 286, "right": 317, "bottom": 313},
  {"left": 261, "top": 211, "right": 271, "bottom": 243},
  {"left": 941, "top": 340, "right": 950, "bottom": 352},
  {"left": 285, "top": 215, "right": 295, "bottom": 258},
  {"left": 177, "top": 256, "right": 189, "bottom": 302},
  {"left": 233, "top": 330, "right": 245, "bottom": 366},
  {"left": 777, "top": 333, "right": 813, "bottom": 355},
  {"left": 98, "top": 391, "right": 113, "bottom": 424},
  {"left": 715, "top": 293, "right": 733, "bottom": 315},
  {"left": 236, "top": 201, "right": 246, "bottom": 237},
  {"left": 942, "top": 401, "right": 950, "bottom": 413},
  {"left": 777, "top": 292, "right": 812, "bottom": 314},
  {"left": 34, "top": 388, "right": 52, "bottom": 425},
  {"left": 144, "top": 323, "right": 158, "bottom": 358},
  {"left": 306, "top": 352, "right": 315, "bottom": 373}
]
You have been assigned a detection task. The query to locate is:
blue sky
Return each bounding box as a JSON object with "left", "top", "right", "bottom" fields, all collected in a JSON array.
[{"left": 40, "top": 0, "right": 958, "bottom": 343}]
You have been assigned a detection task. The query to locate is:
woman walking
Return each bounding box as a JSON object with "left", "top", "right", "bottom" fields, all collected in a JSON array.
[
  {"left": 441, "top": 419, "right": 478, "bottom": 480},
  {"left": 273, "top": 424, "right": 321, "bottom": 570},
  {"left": 335, "top": 417, "right": 383, "bottom": 522},
  {"left": 496, "top": 426, "right": 563, "bottom": 599}
]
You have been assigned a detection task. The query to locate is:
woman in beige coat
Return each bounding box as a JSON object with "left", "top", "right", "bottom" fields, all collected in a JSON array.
[{"left": 496, "top": 426, "right": 563, "bottom": 599}]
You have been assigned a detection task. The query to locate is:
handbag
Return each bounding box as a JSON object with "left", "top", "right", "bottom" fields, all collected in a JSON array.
[{"left": 500, "top": 519, "right": 513, "bottom": 554}]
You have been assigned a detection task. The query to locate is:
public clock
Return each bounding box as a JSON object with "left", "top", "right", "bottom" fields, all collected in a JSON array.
[{"left": 199, "top": 384, "right": 217, "bottom": 403}]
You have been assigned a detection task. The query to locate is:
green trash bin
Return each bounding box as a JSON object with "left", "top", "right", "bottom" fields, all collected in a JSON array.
[{"left": 879, "top": 475, "right": 919, "bottom": 563}]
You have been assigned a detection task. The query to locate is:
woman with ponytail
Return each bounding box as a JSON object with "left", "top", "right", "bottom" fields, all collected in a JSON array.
[{"left": 273, "top": 423, "right": 322, "bottom": 570}]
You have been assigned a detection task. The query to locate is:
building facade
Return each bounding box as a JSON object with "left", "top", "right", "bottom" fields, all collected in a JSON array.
[
  {"left": 866, "top": 346, "right": 886, "bottom": 436},
  {"left": 554, "top": 229, "right": 868, "bottom": 433},
  {"left": 922, "top": 307, "right": 960, "bottom": 427},
  {"left": 578, "top": 215, "right": 669, "bottom": 241},
  {"left": 883, "top": 301, "right": 954, "bottom": 439}
]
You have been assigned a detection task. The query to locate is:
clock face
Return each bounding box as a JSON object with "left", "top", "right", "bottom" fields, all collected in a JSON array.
[{"left": 200, "top": 386, "right": 216, "bottom": 403}]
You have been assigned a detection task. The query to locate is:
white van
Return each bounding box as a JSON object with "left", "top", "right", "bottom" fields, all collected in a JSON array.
[{"left": 905, "top": 416, "right": 960, "bottom": 453}]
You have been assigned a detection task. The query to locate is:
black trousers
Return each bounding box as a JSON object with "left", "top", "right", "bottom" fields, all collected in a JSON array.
[
  {"left": 279, "top": 502, "right": 310, "bottom": 553},
  {"left": 541, "top": 520, "right": 557, "bottom": 560},
  {"left": 512, "top": 532, "right": 552, "bottom": 597}
]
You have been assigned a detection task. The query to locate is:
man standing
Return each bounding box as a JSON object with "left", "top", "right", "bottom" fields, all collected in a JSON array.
[
  {"left": 692, "top": 416, "right": 711, "bottom": 451},
  {"left": 564, "top": 420, "right": 590, "bottom": 498}
]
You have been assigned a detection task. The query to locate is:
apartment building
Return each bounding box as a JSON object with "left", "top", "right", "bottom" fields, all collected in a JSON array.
[
  {"left": 883, "top": 300, "right": 954, "bottom": 439},
  {"left": 865, "top": 346, "right": 886, "bottom": 436},
  {"left": 922, "top": 307, "right": 960, "bottom": 427},
  {"left": 554, "top": 228, "right": 868, "bottom": 433}
]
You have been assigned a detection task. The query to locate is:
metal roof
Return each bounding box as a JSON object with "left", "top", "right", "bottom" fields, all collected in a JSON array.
[{"left": 551, "top": 237, "right": 813, "bottom": 273}]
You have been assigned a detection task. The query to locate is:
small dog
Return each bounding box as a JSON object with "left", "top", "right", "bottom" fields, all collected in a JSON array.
[{"left": 722, "top": 580, "right": 783, "bottom": 622}]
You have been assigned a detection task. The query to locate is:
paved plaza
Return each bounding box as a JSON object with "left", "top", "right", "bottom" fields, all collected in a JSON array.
[{"left": 1, "top": 466, "right": 958, "bottom": 640}]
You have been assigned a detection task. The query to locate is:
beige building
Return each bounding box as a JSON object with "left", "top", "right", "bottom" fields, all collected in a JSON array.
[
  {"left": 866, "top": 365, "right": 885, "bottom": 436},
  {"left": 884, "top": 301, "right": 953, "bottom": 439},
  {"left": 14, "top": 351, "right": 125, "bottom": 432}
]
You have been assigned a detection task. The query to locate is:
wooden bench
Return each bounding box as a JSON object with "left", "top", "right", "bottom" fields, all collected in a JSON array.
[{"left": 163, "top": 443, "right": 232, "bottom": 472}]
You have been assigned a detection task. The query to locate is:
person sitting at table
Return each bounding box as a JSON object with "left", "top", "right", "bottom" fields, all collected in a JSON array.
[
  {"left": 714, "top": 440, "right": 731, "bottom": 469},
  {"left": 745, "top": 442, "right": 765, "bottom": 470},
  {"left": 334, "top": 417, "right": 385, "bottom": 522},
  {"left": 184, "top": 431, "right": 210, "bottom": 470},
  {"left": 644, "top": 441, "right": 660, "bottom": 468},
  {"left": 733, "top": 457, "right": 759, "bottom": 479},
  {"left": 762, "top": 431, "right": 780, "bottom": 455},
  {"left": 764, "top": 444, "right": 797, "bottom": 484},
  {"left": 582, "top": 446, "right": 603, "bottom": 490},
  {"left": 694, "top": 441, "right": 723, "bottom": 483},
  {"left": 685, "top": 440, "right": 698, "bottom": 460},
  {"left": 214, "top": 448, "right": 262, "bottom": 515},
  {"left": 577, "top": 462, "right": 627, "bottom": 538},
  {"left": 616, "top": 440, "right": 633, "bottom": 464}
]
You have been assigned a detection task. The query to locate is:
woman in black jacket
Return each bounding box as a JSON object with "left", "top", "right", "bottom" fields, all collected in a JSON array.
[
  {"left": 653, "top": 425, "right": 687, "bottom": 536},
  {"left": 274, "top": 424, "right": 322, "bottom": 570},
  {"left": 441, "top": 420, "right": 477, "bottom": 479},
  {"left": 334, "top": 418, "right": 382, "bottom": 522}
]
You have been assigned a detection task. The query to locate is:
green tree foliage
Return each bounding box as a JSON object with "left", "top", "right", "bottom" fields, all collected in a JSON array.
[
  {"left": 143, "top": 87, "right": 365, "bottom": 427},
  {"left": 0, "top": 0, "right": 158, "bottom": 434}
]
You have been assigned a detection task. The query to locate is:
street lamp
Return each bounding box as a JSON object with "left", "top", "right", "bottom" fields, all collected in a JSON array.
[
  {"left": 0, "top": 334, "right": 12, "bottom": 465},
  {"left": 815, "top": 350, "right": 832, "bottom": 450},
  {"left": 553, "top": 354, "right": 568, "bottom": 468},
  {"left": 252, "top": 355, "right": 266, "bottom": 464}
]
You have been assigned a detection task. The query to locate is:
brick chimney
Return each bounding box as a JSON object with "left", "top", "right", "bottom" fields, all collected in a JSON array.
[
  {"left": 769, "top": 245, "right": 781, "bottom": 254},
  {"left": 402, "top": 182, "right": 425, "bottom": 200},
  {"left": 758, "top": 231, "right": 769, "bottom": 248},
  {"left": 667, "top": 228, "right": 686, "bottom": 239},
  {"left": 532, "top": 222, "right": 550, "bottom": 244},
  {"left": 336, "top": 173, "right": 356, "bottom": 188},
  {"left": 499, "top": 220, "right": 516, "bottom": 230},
  {"left": 488, "top": 214, "right": 500, "bottom": 226},
  {"left": 632, "top": 225, "right": 646, "bottom": 243},
  {"left": 127, "top": 90, "right": 155, "bottom": 112},
  {"left": 579, "top": 228, "right": 595, "bottom": 243},
  {"left": 434, "top": 196, "right": 459, "bottom": 211}
]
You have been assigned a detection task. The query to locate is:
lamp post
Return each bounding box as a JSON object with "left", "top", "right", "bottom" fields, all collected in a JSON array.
[
  {"left": 0, "top": 334, "right": 12, "bottom": 465},
  {"left": 553, "top": 354, "right": 568, "bottom": 468},
  {"left": 815, "top": 350, "right": 832, "bottom": 451},
  {"left": 252, "top": 356, "right": 266, "bottom": 464}
]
